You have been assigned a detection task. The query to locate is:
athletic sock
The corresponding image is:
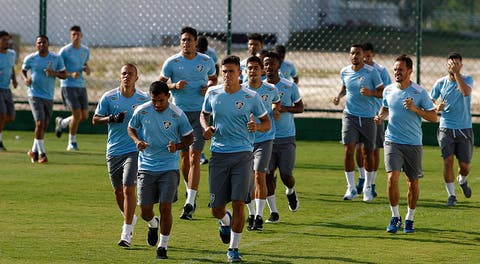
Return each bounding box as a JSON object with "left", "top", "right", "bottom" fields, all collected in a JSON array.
[
  {"left": 246, "top": 201, "right": 255, "bottom": 215},
  {"left": 285, "top": 187, "right": 295, "bottom": 195},
  {"left": 357, "top": 167, "right": 365, "bottom": 179},
  {"left": 445, "top": 182, "right": 455, "bottom": 196},
  {"left": 61, "top": 116, "right": 72, "bottom": 128},
  {"left": 147, "top": 216, "right": 159, "bottom": 228},
  {"left": 266, "top": 195, "right": 278, "bottom": 213},
  {"left": 371, "top": 171, "right": 377, "bottom": 185},
  {"left": 255, "top": 199, "right": 266, "bottom": 217},
  {"left": 364, "top": 171, "right": 373, "bottom": 189},
  {"left": 69, "top": 134, "right": 76, "bottom": 144},
  {"left": 158, "top": 234, "right": 169, "bottom": 249},
  {"left": 186, "top": 189, "right": 197, "bottom": 205},
  {"left": 345, "top": 171, "right": 355, "bottom": 190},
  {"left": 37, "top": 139, "right": 45, "bottom": 154},
  {"left": 458, "top": 174, "right": 467, "bottom": 185},
  {"left": 405, "top": 208, "right": 416, "bottom": 221},
  {"left": 229, "top": 232, "right": 242, "bottom": 250},
  {"left": 220, "top": 212, "right": 231, "bottom": 226},
  {"left": 32, "top": 139, "right": 39, "bottom": 152},
  {"left": 390, "top": 205, "right": 400, "bottom": 218}
]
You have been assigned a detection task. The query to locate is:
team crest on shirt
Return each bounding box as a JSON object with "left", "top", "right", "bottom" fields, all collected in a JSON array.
[
  {"left": 163, "top": 121, "right": 172, "bottom": 129},
  {"left": 261, "top": 94, "right": 269, "bottom": 101},
  {"left": 278, "top": 92, "right": 284, "bottom": 99},
  {"left": 235, "top": 101, "right": 244, "bottom": 109},
  {"left": 196, "top": 64, "right": 204, "bottom": 72}
]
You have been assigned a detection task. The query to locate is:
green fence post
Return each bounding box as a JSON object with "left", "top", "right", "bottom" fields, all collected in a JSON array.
[
  {"left": 416, "top": 0, "right": 422, "bottom": 84},
  {"left": 226, "top": 0, "right": 232, "bottom": 55},
  {"left": 39, "top": 0, "right": 47, "bottom": 35}
]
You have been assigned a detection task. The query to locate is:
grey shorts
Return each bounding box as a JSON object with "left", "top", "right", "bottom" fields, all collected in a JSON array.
[
  {"left": 61, "top": 87, "right": 88, "bottom": 110},
  {"left": 208, "top": 151, "right": 253, "bottom": 208},
  {"left": 384, "top": 141, "right": 423, "bottom": 180},
  {"left": 253, "top": 140, "right": 273, "bottom": 173},
  {"left": 107, "top": 151, "right": 138, "bottom": 189},
  {"left": 137, "top": 170, "right": 180, "bottom": 205},
  {"left": 28, "top": 97, "right": 53, "bottom": 123},
  {"left": 0, "top": 89, "right": 15, "bottom": 116},
  {"left": 376, "top": 121, "right": 385, "bottom": 148},
  {"left": 437, "top": 128, "right": 473, "bottom": 163},
  {"left": 269, "top": 136, "right": 296, "bottom": 176},
  {"left": 184, "top": 111, "right": 205, "bottom": 151},
  {"left": 342, "top": 112, "right": 376, "bottom": 151}
]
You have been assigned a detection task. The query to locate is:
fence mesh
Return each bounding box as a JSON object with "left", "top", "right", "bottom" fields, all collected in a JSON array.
[{"left": 2, "top": 0, "right": 480, "bottom": 115}]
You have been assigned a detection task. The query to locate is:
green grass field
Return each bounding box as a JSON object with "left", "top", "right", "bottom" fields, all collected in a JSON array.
[{"left": 0, "top": 131, "right": 479, "bottom": 263}]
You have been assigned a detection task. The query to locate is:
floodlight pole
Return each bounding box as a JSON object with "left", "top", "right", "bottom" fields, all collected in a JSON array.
[
  {"left": 415, "top": 0, "right": 422, "bottom": 84},
  {"left": 39, "top": 0, "right": 47, "bottom": 35},
  {"left": 227, "top": 0, "right": 232, "bottom": 55}
]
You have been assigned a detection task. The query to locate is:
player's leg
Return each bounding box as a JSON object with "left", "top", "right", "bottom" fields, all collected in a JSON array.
[
  {"left": 66, "top": 88, "right": 89, "bottom": 150},
  {"left": 277, "top": 137, "right": 298, "bottom": 211},
  {"left": 265, "top": 142, "right": 279, "bottom": 223},
  {"left": 402, "top": 144, "right": 423, "bottom": 233},
  {"left": 438, "top": 128, "right": 456, "bottom": 205},
  {"left": 355, "top": 143, "right": 366, "bottom": 193},
  {"left": 384, "top": 141, "right": 402, "bottom": 233},
  {"left": 0, "top": 90, "right": 15, "bottom": 150},
  {"left": 138, "top": 171, "right": 160, "bottom": 247},
  {"left": 371, "top": 121, "right": 385, "bottom": 198},
  {"left": 251, "top": 140, "right": 272, "bottom": 230},
  {"left": 456, "top": 128, "right": 474, "bottom": 199},
  {"left": 360, "top": 117, "right": 377, "bottom": 202}
]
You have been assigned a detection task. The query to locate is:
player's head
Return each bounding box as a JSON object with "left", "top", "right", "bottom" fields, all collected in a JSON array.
[
  {"left": 221, "top": 55, "right": 241, "bottom": 86},
  {"left": 119, "top": 63, "right": 139, "bottom": 88},
  {"left": 35, "top": 35, "right": 49, "bottom": 53},
  {"left": 247, "top": 33, "right": 264, "bottom": 56},
  {"left": 246, "top": 56, "right": 264, "bottom": 83},
  {"left": 446, "top": 52, "right": 463, "bottom": 74},
  {"left": 197, "top": 36, "right": 208, "bottom": 53},
  {"left": 149, "top": 81, "right": 170, "bottom": 112},
  {"left": 258, "top": 48, "right": 269, "bottom": 61},
  {"left": 0, "top": 31, "right": 10, "bottom": 51},
  {"left": 69, "top": 25, "right": 83, "bottom": 44},
  {"left": 393, "top": 54, "right": 413, "bottom": 83},
  {"left": 362, "top": 42, "right": 375, "bottom": 65},
  {"left": 274, "top": 45, "right": 287, "bottom": 62},
  {"left": 448, "top": 52, "right": 462, "bottom": 61},
  {"left": 349, "top": 44, "right": 364, "bottom": 66},
  {"left": 264, "top": 51, "right": 281, "bottom": 79},
  {"left": 180, "top": 26, "right": 198, "bottom": 55}
]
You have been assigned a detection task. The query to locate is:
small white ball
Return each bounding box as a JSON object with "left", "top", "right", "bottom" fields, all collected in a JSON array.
[{"left": 15, "top": 135, "right": 20, "bottom": 140}]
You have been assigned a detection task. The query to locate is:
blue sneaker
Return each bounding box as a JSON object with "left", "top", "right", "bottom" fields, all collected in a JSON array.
[
  {"left": 343, "top": 188, "right": 358, "bottom": 200},
  {"left": 386, "top": 217, "right": 402, "bottom": 233},
  {"left": 227, "top": 249, "right": 241, "bottom": 263},
  {"left": 403, "top": 220, "right": 415, "bottom": 233},
  {"left": 219, "top": 211, "right": 232, "bottom": 244},
  {"left": 67, "top": 142, "right": 79, "bottom": 151},
  {"left": 356, "top": 178, "right": 365, "bottom": 194},
  {"left": 371, "top": 184, "right": 378, "bottom": 198}
]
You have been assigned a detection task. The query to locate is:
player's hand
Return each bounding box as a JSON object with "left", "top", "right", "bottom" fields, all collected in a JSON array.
[
  {"left": 332, "top": 96, "right": 340, "bottom": 105},
  {"left": 403, "top": 97, "right": 416, "bottom": 111},
  {"left": 446, "top": 59, "right": 461, "bottom": 75},
  {"left": 167, "top": 141, "right": 176, "bottom": 153},
  {"left": 374, "top": 114, "right": 383, "bottom": 124},
  {"left": 247, "top": 114, "right": 256, "bottom": 132},
  {"left": 436, "top": 101, "right": 446, "bottom": 112},
  {"left": 203, "top": 126, "right": 216, "bottom": 140},
  {"left": 44, "top": 67, "right": 55, "bottom": 77},
  {"left": 135, "top": 140, "right": 149, "bottom": 151},
  {"left": 175, "top": 80, "right": 187, "bottom": 90},
  {"left": 83, "top": 65, "right": 91, "bottom": 76},
  {"left": 360, "top": 87, "right": 370, "bottom": 96},
  {"left": 71, "top": 72, "right": 80, "bottom": 79},
  {"left": 109, "top": 111, "right": 127, "bottom": 123},
  {"left": 200, "top": 85, "right": 208, "bottom": 96},
  {"left": 273, "top": 108, "right": 281, "bottom": 120}
]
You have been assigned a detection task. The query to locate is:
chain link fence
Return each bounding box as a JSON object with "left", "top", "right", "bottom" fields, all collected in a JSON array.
[{"left": 2, "top": 0, "right": 480, "bottom": 116}]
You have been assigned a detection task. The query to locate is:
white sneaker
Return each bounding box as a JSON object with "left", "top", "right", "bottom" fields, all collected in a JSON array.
[
  {"left": 118, "top": 225, "right": 132, "bottom": 247},
  {"left": 363, "top": 186, "right": 374, "bottom": 202},
  {"left": 343, "top": 188, "right": 358, "bottom": 200}
]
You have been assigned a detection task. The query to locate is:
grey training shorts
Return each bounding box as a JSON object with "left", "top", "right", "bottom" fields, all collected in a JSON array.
[
  {"left": 342, "top": 112, "right": 376, "bottom": 151},
  {"left": 437, "top": 127, "right": 473, "bottom": 163},
  {"left": 61, "top": 87, "right": 88, "bottom": 110},
  {"left": 269, "top": 136, "right": 296, "bottom": 176},
  {"left": 253, "top": 140, "right": 273, "bottom": 173},
  {"left": 384, "top": 141, "right": 423, "bottom": 180},
  {"left": 0, "top": 89, "right": 15, "bottom": 116},
  {"left": 107, "top": 151, "right": 138, "bottom": 189},
  {"left": 28, "top": 96, "right": 53, "bottom": 123},
  {"left": 137, "top": 170, "right": 180, "bottom": 205},
  {"left": 184, "top": 111, "right": 205, "bottom": 151},
  {"left": 208, "top": 151, "right": 253, "bottom": 208}
]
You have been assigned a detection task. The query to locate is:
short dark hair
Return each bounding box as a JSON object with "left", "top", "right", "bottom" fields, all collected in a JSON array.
[
  {"left": 247, "top": 33, "right": 263, "bottom": 43},
  {"left": 0, "top": 31, "right": 10, "bottom": 38},
  {"left": 181, "top": 26, "right": 197, "bottom": 39},
  {"left": 222, "top": 55, "right": 240, "bottom": 67},
  {"left": 274, "top": 45, "right": 286, "bottom": 55},
  {"left": 264, "top": 51, "right": 281, "bottom": 62},
  {"left": 351, "top": 44, "right": 363, "bottom": 50},
  {"left": 197, "top": 36, "right": 208, "bottom": 53},
  {"left": 246, "top": 56, "right": 263, "bottom": 68},
  {"left": 448, "top": 52, "right": 462, "bottom": 61},
  {"left": 362, "top": 42, "right": 374, "bottom": 52},
  {"left": 123, "top": 63, "right": 138, "bottom": 75},
  {"left": 36, "top": 35, "right": 49, "bottom": 42},
  {"left": 70, "top": 25, "right": 81, "bottom": 32},
  {"left": 395, "top": 54, "right": 413, "bottom": 70},
  {"left": 149, "top": 81, "right": 170, "bottom": 96}
]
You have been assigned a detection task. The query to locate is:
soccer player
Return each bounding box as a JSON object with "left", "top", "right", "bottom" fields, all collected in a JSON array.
[
  {"left": 332, "top": 44, "right": 384, "bottom": 201},
  {"left": 201, "top": 55, "right": 270, "bottom": 262},
  {"left": 430, "top": 53, "right": 473, "bottom": 206},
  {"left": 274, "top": 45, "right": 299, "bottom": 84},
  {"left": 264, "top": 51, "right": 304, "bottom": 223},
  {"left": 375, "top": 54, "right": 437, "bottom": 233},
  {"left": 159, "top": 26, "right": 217, "bottom": 220},
  {"left": 21, "top": 35, "right": 66, "bottom": 163},
  {"left": 355, "top": 42, "right": 392, "bottom": 197},
  {"left": 244, "top": 56, "right": 280, "bottom": 231},
  {"left": 128, "top": 81, "right": 193, "bottom": 259},
  {"left": 0, "top": 31, "right": 18, "bottom": 151},
  {"left": 240, "top": 33, "right": 264, "bottom": 82},
  {"left": 55, "top": 25, "right": 91, "bottom": 151},
  {"left": 92, "top": 63, "right": 150, "bottom": 247}
]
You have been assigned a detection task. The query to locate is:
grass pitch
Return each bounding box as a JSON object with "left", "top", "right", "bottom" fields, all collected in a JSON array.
[{"left": 0, "top": 131, "right": 479, "bottom": 263}]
